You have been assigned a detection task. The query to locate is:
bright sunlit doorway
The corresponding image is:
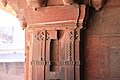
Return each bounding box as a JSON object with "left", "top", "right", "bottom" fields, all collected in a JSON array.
[{"left": 0, "top": 9, "right": 25, "bottom": 80}]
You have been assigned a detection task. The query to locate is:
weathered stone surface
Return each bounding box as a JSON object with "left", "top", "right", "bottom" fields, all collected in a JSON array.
[
  {"left": 84, "top": 0, "right": 120, "bottom": 79},
  {"left": 25, "top": 4, "right": 85, "bottom": 25}
]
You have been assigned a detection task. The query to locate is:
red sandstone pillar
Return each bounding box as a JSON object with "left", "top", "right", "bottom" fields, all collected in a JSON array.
[{"left": 24, "top": 4, "right": 85, "bottom": 80}]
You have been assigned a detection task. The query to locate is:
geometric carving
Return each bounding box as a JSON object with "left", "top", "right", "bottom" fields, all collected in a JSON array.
[
  {"left": 68, "top": 42, "right": 73, "bottom": 61},
  {"left": 69, "top": 31, "right": 73, "bottom": 40},
  {"left": 27, "top": 29, "right": 81, "bottom": 80},
  {"left": 46, "top": 31, "right": 50, "bottom": 40},
  {"left": 35, "top": 31, "right": 45, "bottom": 41},
  {"left": 29, "top": 29, "right": 81, "bottom": 80},
  {"left": 68, "top": 30, "right": 74, "bottom": 41},
  {"left": 75, "top": 29, "right": 80, "bottom": 41},
  {"left": 31, "top": 60, "right": 80, "bottom": 66}
]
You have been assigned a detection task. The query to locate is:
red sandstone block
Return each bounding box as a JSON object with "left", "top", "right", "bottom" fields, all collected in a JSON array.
[
  {"left": 84, "top": 37, "right": 109, "bottom": 78},
  {"left": 109, "top": 78, "right": 120, "bottom": 80},
  {"left": 109, "top": 47, "right": 120, "bottom": 77},
  {"left": 25, "top": 5, "right": 85, "bottom": 25}
]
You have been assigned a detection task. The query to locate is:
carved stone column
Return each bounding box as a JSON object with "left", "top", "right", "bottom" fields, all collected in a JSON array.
[{"left": 24, "top": 4, "right": 86, "bottom": 80}]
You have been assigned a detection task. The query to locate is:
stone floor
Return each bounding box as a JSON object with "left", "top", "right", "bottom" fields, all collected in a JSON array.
[{"left": 0, "top": 62, "right": 24, "bottom": 80}]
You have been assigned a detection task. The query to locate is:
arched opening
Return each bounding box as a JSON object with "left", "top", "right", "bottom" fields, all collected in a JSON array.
[{"left": 0, "top": 4, "right": 24, "bottom": 80}]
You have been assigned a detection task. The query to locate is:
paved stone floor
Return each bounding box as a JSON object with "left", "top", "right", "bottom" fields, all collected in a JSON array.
[{"left": 0, "top": 62, "right": 24, "bottom": 80}]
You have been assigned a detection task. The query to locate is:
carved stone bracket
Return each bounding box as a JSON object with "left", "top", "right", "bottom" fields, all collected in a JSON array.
[
  {"left": 83, "top": 0, "right": 107, "bottom": 10},
  {"left": 90, "top": 0, "right": 106, "bottom": 10}
]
